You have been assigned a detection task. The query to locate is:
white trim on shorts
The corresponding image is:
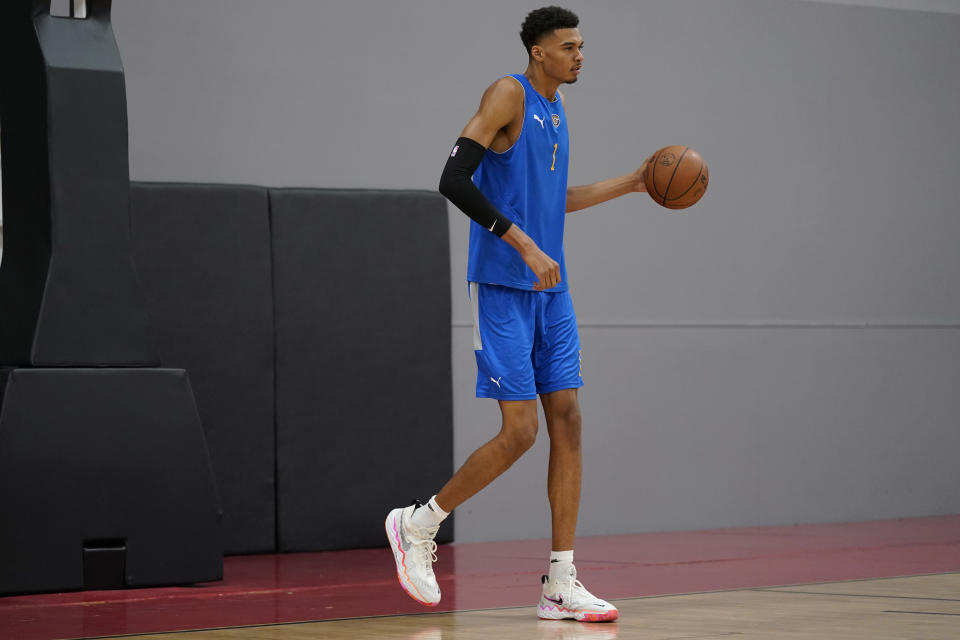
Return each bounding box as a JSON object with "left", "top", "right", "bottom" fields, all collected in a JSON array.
[{"left": 469, "top": 282, "right": 483, "bottom": 351}]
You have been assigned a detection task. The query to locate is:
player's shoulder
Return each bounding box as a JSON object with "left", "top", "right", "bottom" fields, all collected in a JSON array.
[
  {"left": 475, "top": 76, "right": 525, "bottom": 121},
  {"left": 480, "top": 75, "right": 525, "bottom": 103}
]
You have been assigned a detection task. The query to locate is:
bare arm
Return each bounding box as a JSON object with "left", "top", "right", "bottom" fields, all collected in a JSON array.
[{"left": 565, "top": 165, "right": 648, "bottom": 213}]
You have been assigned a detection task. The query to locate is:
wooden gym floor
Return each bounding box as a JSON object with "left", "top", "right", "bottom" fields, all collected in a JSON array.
[
  {"left": 131, "top": 573, "right": 960, "bottom": 639},
  {"left": 1, "top": 515, "right": 958, "bottom": 639}
]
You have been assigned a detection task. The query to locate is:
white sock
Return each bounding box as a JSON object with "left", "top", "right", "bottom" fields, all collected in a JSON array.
[
  {"left": 410, "top": 495, "right": 449, "bottom": 529},
  {"left": 548, "top": 550, "right": 574, "bottom": 582}
]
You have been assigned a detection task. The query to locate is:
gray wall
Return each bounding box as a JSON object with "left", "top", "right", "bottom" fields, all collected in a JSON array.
[
  {"left": 804, "top": 0, "right": 960, "bottom": 11},
  {"left": 112, "top": 0, "right": 960, "bottom": 543}
]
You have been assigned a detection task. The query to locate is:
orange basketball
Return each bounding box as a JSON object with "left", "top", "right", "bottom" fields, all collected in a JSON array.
[{"left": 644, "top": 145, "right": 709, "bottom": 210}]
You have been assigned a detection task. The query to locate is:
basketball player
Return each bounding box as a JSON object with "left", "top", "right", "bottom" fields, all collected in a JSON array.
[{"left": 387, "top": 7, "right": 648, "bottom": 622}]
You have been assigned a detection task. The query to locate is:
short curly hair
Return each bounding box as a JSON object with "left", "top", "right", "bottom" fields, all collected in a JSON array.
[{"left": 520, "top": 6, "right": 580, "bottom": 55}]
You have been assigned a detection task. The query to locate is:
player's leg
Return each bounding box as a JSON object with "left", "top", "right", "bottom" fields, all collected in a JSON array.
[
  {"left": 435, "top": 399, "right": 538, "bottom": 511},
  {"left": 541, "top": 388, "right": 581, "bottom": 553},
  {"left": 386, "top": 283, "right": 538, "bottom": 606},
  {"left": 438, "top": 283, "right": 541, "bottom": 510},
  {"left": 385, "top": 401, "right": 538, "bottom": 606},
  {"left": 538, "top": 388, "right": 616, "bottom": 622},
  {"left": 534, "top": 292, "right": 617, "bottom": 621},
  {"left": 534, "top": 291, "right": 585, "bottom": 552}
]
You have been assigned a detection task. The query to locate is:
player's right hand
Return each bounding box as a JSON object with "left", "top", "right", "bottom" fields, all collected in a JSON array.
[
  {"left": 501, "top": 224, "right": 561, "bottom": 290},
  {"left": 521, "top": 245, "right": 561, "bottom": 291}
]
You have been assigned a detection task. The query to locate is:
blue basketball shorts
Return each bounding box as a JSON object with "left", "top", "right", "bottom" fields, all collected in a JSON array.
[{"left": 469, "top": 282, "right": 584, "bottom": 400}]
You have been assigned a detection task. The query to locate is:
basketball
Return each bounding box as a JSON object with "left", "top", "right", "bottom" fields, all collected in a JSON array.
[{"left": 644, "top": 146, "right": 709, "bottom": 210}]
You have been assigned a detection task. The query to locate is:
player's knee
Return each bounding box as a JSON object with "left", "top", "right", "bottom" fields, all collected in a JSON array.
[
  {"left": 505, "top": 435, "right": 536, "bottom": 460},
  {"left": 514, "top": 426, "right": 538, "bottom": 453},
  {"left": 498, "top": 422, "right": 538, "bottom": 459},
  {"left": 548, "top": 404, "right": 582, "bottom": 447},
  {"left": 555, "top": 401, "right": 582, "bottom": 429}
]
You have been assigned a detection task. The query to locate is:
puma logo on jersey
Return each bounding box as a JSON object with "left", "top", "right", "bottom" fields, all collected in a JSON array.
[
  {"left": 533, "top": 114, "right": 545, "bottom": 128},
  {"left": 490, "top": 377, "right": 502, "bottom": 388}
]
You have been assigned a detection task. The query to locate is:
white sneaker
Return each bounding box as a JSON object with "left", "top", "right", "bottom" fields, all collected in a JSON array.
[
  {"left": 537, "top": 564, "right": 619, "bottom": 622},
  {"left": 385, "top": 502, "right": 441, "bottom": 605}
]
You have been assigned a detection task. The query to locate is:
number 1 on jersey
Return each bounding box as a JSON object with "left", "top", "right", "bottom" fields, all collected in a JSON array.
[{"left": 551, "top": 143, "right": 558, "bottom": 171}]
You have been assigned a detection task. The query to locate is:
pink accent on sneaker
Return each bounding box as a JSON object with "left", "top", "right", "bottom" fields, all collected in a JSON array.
[{"left": 537, "top": 602, "right": 619, "bottom": 622}]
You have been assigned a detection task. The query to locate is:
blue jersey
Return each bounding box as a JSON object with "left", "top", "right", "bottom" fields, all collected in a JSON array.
[{"left": 467, "top": 73, "right": 570, "bottom": 292}]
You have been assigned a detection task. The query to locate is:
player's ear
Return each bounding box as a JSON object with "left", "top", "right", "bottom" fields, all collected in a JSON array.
[{"left": 531, "top": 45, "right": 543, "bottom": 62}]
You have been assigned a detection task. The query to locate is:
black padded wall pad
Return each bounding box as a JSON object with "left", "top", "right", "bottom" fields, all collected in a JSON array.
[
  {"left": 130, "top": 183, "right": 275, "bottom": 554},
  {"left": 0, "top": 368, "right": 222, "bottom": 594},
  {"left": 271, "top": 189, "right": 453, "bottom": 551}
]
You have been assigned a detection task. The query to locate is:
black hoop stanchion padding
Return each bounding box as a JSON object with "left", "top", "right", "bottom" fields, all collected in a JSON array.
[
  {"left": 0, "top": 1, "right": 53, "bottom": 366},
  {"left": 0, "top": 2, "right": 223, "bottom": 595},
  {"left": 0, "top": 0, "right": 157, "bottom": 366},
  {"left": 0, "top": 368, "right": 222, "bottom": 595}
]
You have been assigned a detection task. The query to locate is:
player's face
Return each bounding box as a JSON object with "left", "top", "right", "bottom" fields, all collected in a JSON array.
[{"left": 534, "top": 28, "right": 584, "bottom": 84}]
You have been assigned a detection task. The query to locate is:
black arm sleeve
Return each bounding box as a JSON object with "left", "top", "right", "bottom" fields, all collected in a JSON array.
[{"left": 438, "top": 137, "right": 513, "bottom": 237}]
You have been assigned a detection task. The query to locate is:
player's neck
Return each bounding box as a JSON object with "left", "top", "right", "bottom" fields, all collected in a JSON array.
[{"left": 523, "top": 65, "right": 561, "bottom": 102}]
